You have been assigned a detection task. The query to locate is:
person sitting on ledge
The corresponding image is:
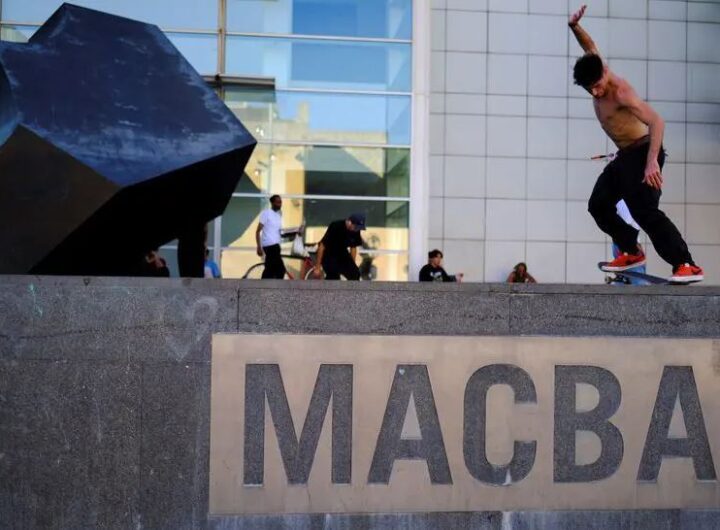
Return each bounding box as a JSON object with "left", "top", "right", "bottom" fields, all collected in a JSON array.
[
  {"left": 507, "top": 262, "right": 536, "bottom": 284},
  {"left": 140, "top": 249, "right": 170, "bottom": 277},
  {"left": 204, "top": 248, "right": 221, "bottom": 279},
  {"left": 419, "top": 249, "right": 463, "bottom": 282}
]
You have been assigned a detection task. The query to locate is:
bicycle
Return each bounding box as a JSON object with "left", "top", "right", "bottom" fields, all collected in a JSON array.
[
  {"left": 241, "top": 224, "right": 379, "bottom": 280},
  {"left": 241, "top": 224, "right": 320, "bottom": 280}
]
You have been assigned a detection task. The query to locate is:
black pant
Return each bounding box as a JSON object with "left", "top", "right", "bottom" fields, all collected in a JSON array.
[
  {"left": 588, "top": 141, "right": 693, "bottom": 267},
  {"left": 177, "top": 224, "right": 205, "bottom": 278},
  {"left": 323, "top": 253, "right": 360, "bottom": 280},
  {"left": 261, "top": 244, "right": 286, "bottom": 279}
]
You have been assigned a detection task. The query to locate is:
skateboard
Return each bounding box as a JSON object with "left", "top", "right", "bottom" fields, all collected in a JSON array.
[{"left": 597, "top": 262, "right": 678, "bottom": 285}]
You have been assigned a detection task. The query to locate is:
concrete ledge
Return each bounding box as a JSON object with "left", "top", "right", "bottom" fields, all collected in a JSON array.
[
  {"left": 208, "top": 510, "right": 720, "bottom": 530},
  {"left": 1, "top": 276, "right": 719, "bottom": 529},
  {"left": 210, "top": 512, "right": 502, "bottom": 530},
  {"left": 2, "top": 277, "right": 719, "bottom": 361}
]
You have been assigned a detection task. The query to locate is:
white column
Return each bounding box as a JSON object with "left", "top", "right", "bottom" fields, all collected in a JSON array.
[{"left": 409, "top": 0, "right": 431, "bottom": 280}]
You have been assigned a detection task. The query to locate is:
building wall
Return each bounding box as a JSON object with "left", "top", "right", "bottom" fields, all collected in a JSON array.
[{"left": 427, "top": 0, "right": 720, "bottom": 284}]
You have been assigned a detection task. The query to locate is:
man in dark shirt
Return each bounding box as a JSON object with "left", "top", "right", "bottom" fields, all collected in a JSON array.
[
  {"left": 313, "top": 213, "right": 365, "bottom": 280},
  {"left": 419, "top": 249, "right": 463, "bottom": 282}
]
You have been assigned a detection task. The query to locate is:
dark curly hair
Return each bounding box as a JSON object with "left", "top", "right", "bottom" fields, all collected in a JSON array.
[{"left": 573, "top": 53, "right": 604, "bottom": 88}]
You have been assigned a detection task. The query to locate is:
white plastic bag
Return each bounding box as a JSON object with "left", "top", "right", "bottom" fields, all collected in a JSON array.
[{"left": 291, "top": 232, "right": 309, "bottom": 257}]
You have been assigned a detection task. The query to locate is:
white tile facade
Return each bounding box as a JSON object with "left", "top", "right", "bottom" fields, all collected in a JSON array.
[
  {"left": 446, "top": 11, "right": 487, "bottom": 51},
  {"left": 528, "top": 56, "right": 568, "bottom": 96},
  {"left": 446, "top": 52, "right": 487, "bottom": 93},
  {"left": 428, "top": 0, "right": 720, "bottom": 283},
  {"left": 486, "top": 157, "right": 526, "bottom": 198},
  {"left": 443, "top": 197, "right": 486, "bottom": 239},
  {"left": 444, "top": 155, "right": 486, "bottom": 197},
  {"left": 649, "top": 20, "right": 686, "bottom": 61},
  {"left": 649, "top": 1, "right": 686, "bottom": 21},
  {"left": 488, "top": 54, "right": 527, "bottom": 95}
]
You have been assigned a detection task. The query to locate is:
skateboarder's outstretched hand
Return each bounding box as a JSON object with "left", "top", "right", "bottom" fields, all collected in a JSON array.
[{"left": 569, "top": 4, "right": 587, "bottom": 27}]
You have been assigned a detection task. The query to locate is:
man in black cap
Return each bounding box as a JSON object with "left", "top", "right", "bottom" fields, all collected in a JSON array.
[{"left": 313, "top": 213, "right": 366, "bottom": 280}]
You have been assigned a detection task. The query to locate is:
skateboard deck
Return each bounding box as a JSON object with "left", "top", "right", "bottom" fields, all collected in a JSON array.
[{"left": 597, "top": 262, "right": 675, "bottom": 285}]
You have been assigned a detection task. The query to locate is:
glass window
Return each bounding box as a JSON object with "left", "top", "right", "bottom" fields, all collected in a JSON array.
[
  {"left": 1, "top": 0, "right": 217, "bottom": 30},
  {"left": 165, "top": 33, "right": 218, "bottom": 75},
  {"left": 226, "top": 36, "right": 411, "bottom": 91},
  {"left": 221, "top": 196, "right": 269, "bottom": 248},
  {"left": 221, "top": 196, "right": 408, "bottom": 250},
  {"left": 243, "top": 144, "right": 410, "bottom": 197},
  {"left": 0, "top": 25, "right": 34, "bottom": 42},
  {"left": 0, "top": 26, "right": 217, "bottom": 74},
  {"left": 225, "top": 89, "right": 412, "bottom": 145},
  {"left": 227, "top": 0, "right": 412, "bottom": 40}
]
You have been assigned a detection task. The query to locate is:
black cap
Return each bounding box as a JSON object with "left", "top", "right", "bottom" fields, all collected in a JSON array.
[{"left": 348, "top": 213, "right": 366, "bottom": 230}]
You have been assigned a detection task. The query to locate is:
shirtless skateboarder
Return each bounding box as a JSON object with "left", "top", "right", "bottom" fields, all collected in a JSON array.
[{"left": 569, "top": 5, "right": 703, "bottom": 283}]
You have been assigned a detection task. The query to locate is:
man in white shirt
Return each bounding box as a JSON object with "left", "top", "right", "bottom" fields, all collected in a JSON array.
[{"left": 255, "top": 195, "right": 286, "bottom": 279}]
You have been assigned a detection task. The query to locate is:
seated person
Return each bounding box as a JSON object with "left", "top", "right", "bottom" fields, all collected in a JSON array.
[
  {"left": 204, "top": 249, "right": 221, "bottom": 278},
  {"left": 507, "top": 262, "right": 536, "bottom": 283},
  {"left": 140, "top": 249, "right": 170, "bottom": 277},
  {"left": 419, "top": 249, "right": 463, "bottom": 282}
]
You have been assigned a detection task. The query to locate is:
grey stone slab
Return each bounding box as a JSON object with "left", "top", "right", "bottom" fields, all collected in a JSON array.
[
  {"left": 509, "top": 510, "right": 720, "bottom": 529},
  {"left": 210, "top": 511, "right": 502, "bottom": 530},
  {"left": 0, "top": 358, "right": 140, "bottom": 530},
  {"left": 0, "top": 276, "right": 238, "bottom": 362},
  {"left": 624, "top": 510, "right": 720, "bottom": 530},
  {"left": 1, "top": 275, "right": 720, "bottom": 529},
  {"left": 209, "top": 511, "right": 720, "bottom": 530},
  {"left": 210, "top": 515, "right": 326, "bottom": 530},
  {"left": 237, "top": 288, "right": 510, "bottom": 336},
  {"left": 678, "top": 511, "right": 720, "bottom": 530},
  {"left": 509, "top": 510, "right": 623, "bottom": 529},
  {"left": 620, "top": 509, "right": 681, "bottom": 529},
  {"left": 509, "top": 293, "right": 720, "bottom": 337},
  {"left": 232, "top": 278, "right": 720, "bottom": 297},
  {"left": 140, "top": 362, "right": 211, "bottom": 530}
]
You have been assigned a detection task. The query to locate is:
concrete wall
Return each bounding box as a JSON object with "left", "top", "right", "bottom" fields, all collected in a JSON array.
[
  {"left": 1, "top": 275, "right": 720, "bottom": 529},
  {"left": 428, "top": 0, "right": 720, "bottom": 284}
]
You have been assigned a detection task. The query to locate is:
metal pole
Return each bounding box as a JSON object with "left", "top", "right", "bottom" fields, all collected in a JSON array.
[
  {"left": 409, "top": 0, "right": 431, "bottom": 281},
  {"left": 214, "top": 0, "right": 227, "bottom": 269},
  {"left": 217, "top": 0, "right": 227, "bottom": 75}
]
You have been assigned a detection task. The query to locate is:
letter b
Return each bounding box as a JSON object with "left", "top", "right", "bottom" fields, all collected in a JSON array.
[{"left": 554, "top": 365, "right": 623, "bottom": 482}]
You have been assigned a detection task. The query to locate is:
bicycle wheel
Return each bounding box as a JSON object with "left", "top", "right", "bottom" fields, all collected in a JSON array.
[
  {"left": 242, "top": 262, "right": 266, "bottom": 279},
  {"left": 304, "top": 266, "right": 324, "bottom": 280}
]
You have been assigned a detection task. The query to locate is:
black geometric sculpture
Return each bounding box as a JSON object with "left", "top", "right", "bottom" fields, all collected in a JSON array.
[{"left": 0, "top": 4, "right": 256, "bottom": 276}]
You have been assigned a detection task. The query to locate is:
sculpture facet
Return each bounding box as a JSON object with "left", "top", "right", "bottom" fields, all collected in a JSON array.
[{"left": 0, "top": 3, "right": 256, "bottom": 275}]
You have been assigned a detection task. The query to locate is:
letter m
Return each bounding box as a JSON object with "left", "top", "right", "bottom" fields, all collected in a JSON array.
[{"left": 243, "top": 364, "right": 352, "bottom": 485}]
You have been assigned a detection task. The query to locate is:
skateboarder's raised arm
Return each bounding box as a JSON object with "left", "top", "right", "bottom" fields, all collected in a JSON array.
[{"left": 568, "top": 5, "right": 600, "bottom": 56}]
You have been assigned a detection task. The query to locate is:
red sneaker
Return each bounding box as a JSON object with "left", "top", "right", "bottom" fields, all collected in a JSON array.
[
  {"left": 670, "top": 264, "right": 704, "bottom": 283},
  {"left": 601, "top": 250, "right": 646, "bottom": 272}
]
